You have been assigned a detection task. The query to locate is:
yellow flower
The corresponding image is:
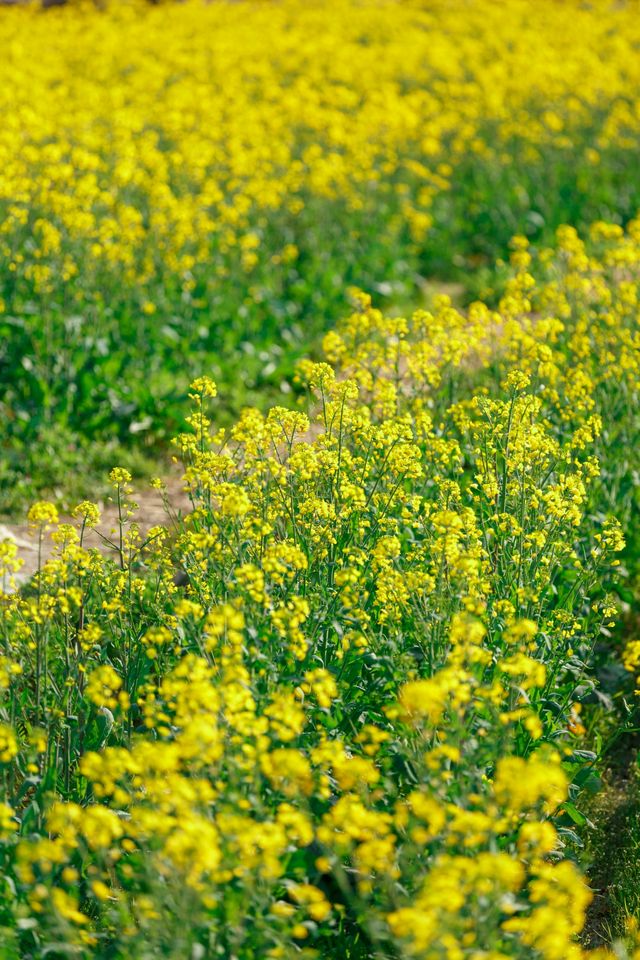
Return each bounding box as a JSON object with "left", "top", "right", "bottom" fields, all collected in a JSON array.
[{"left": 27, "top": 501, "right": 59, "bottom": 528}]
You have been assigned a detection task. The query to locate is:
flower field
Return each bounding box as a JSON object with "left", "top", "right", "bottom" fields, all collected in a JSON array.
[
  {"left": 3, "top": 0, "right": 640, "bottom": 507},
  {"left": 1, "top": 1, "right": 640, "bottom": 958}
]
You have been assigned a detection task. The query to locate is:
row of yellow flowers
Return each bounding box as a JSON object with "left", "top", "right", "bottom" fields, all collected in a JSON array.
[{"left": 1, "top": 220, "right": 639, "bottom": 957}]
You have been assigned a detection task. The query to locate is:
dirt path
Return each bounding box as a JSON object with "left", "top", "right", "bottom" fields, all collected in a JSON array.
[{"left": 583, "top": 748, "right": 640, "bottom": 946}]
